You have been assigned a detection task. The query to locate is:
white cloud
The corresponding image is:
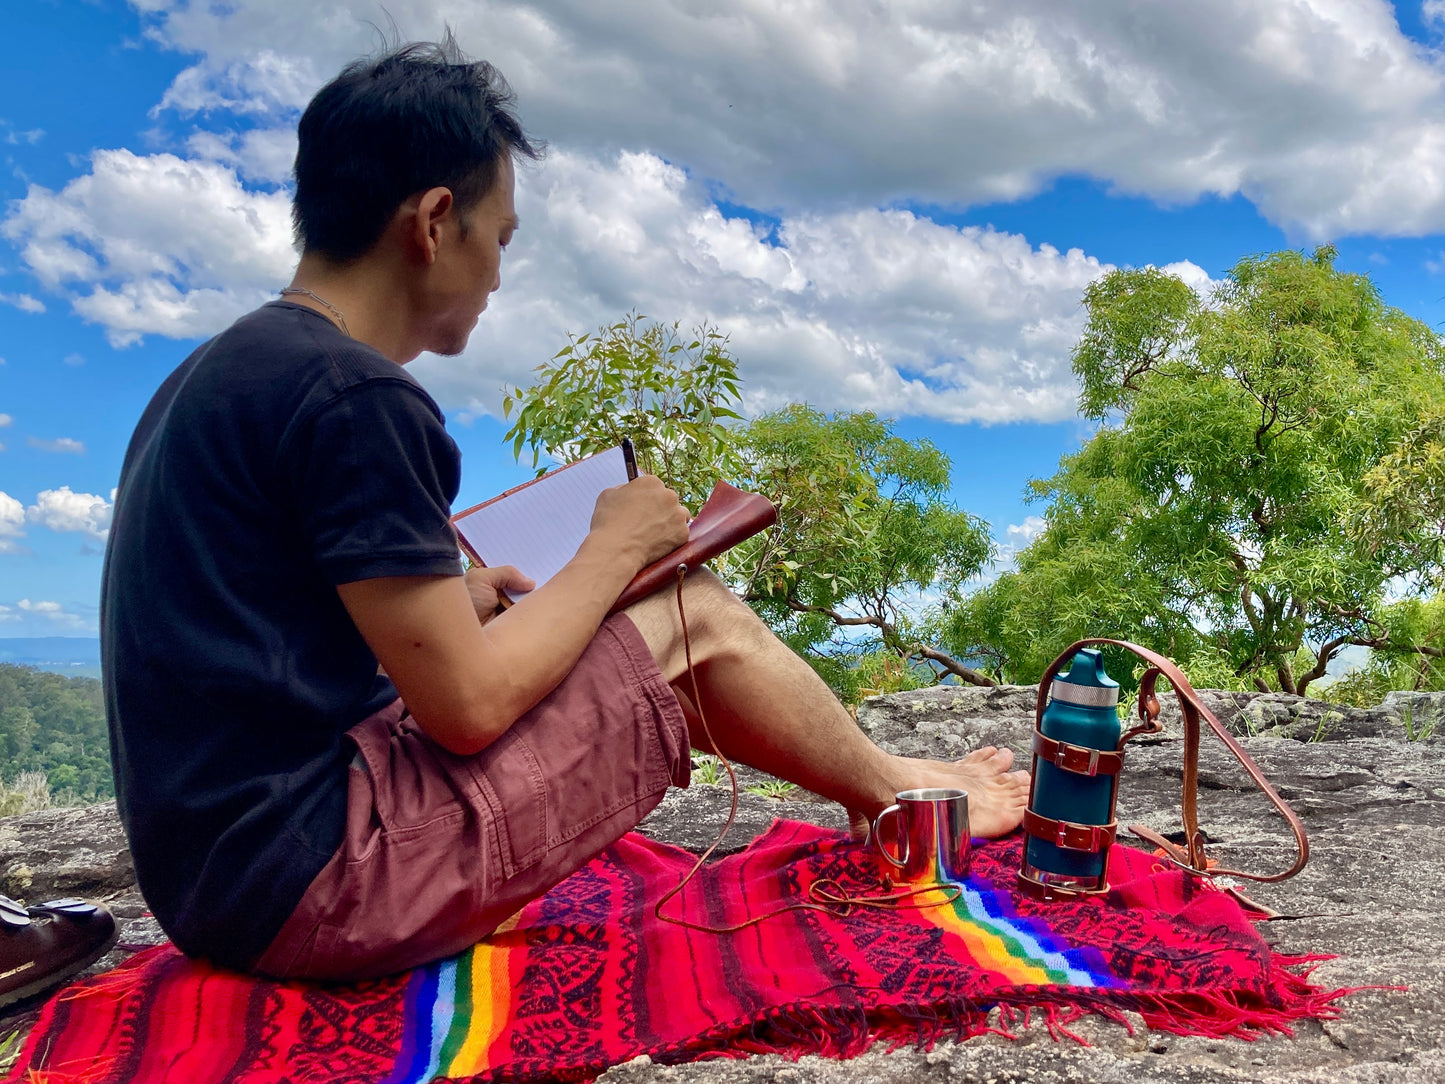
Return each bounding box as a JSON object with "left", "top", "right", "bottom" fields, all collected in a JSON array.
[
  {"left": 1, "top": 148, "right": 295, "bottom": 346},
  {"left": 26, "top": 486, "right": 113, "bottom": 540},
  {"left": 1006, "top": 515, "right": 1047, "bottom": 548},
  {"left": 412, "top": 149, "right": 1107, "bottom": 423},
  {"left": 14, "top": 0, "right": 1444, "bottom": 422},
  {"left": 1, "top": 124, "right": 43, "bottom": 146},
  {"left": 5, "top": 139, "right": 1109, "bottom": 422},
  {"left": 988, "top": 513, "right": 1048, "bottom": 576},
  {"left": 158, "top": 47, "right": 323, "bottom": 116},
  {"left": 0, "top": 414, "right": 10, "bottom": 427},
  {"left": 11, "top": 599, "right": 88, "bottom": 631},
  {"left": 0, "top": 492, "right": 25, "bottom": 553},
  {"left": 27, "top": 437, "right": 85, "bottom": 455},
  {"left": 186, "top": 126, "right": 297, "bottom": 185},
  {"left": 1426, "top": 0, "right": 1445, "bottom": 27},
  {"left": 1159, "top": 260, "right": 1219, "bottom": 301},
  {"left": 128, "top": 0, "right": 1445, "bottom": 239},
  {"left": 0, "top": 292, "right": 44, "bottom": 314}
]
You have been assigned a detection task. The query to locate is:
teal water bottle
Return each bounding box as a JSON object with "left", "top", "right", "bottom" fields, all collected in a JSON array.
[{"left": 1020, "top": 649, "right": 1121, "bottom": 894}]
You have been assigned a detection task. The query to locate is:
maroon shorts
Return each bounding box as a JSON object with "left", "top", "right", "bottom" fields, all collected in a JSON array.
[{"left": 253, "top": 613, "right": 690, "bottom": 981}]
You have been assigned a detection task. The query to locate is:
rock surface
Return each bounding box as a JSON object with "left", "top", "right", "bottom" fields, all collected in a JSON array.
[{"left": 1, "top": 685, "right": 1441, "bottom": 1083}]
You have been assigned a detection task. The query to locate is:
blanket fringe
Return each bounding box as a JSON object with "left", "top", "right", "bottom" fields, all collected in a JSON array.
[
  {"left": 1130, "top": 952, "right": 1365, "bottom": 1041},
  {"left": 6, "top": 947, "right": 175, "bottom": 1083},
  {"left": 639, "top": 950, "right": 1359, "bottom": 1073},
  {"left": 16, "top": 1047, "right": 128, "bottom": 1084}
]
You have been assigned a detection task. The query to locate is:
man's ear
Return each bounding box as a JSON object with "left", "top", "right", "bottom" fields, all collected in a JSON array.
[{"left": 408, "top": 187, "right": 455, "bottom": 266}]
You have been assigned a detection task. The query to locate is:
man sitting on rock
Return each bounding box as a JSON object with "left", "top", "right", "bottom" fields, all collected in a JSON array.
[{"left": 101, "top": 38, "right": 1030, "bottom": 982}]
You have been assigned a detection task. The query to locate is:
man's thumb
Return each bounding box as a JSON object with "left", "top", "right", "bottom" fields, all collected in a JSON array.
[{"left": 495, "top": 565, "right": 536, "bottom": 592}]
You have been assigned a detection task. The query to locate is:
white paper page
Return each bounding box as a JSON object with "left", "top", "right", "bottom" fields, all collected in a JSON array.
[{"left": 455, "top": 446, "right": 628, "bottom": 602}]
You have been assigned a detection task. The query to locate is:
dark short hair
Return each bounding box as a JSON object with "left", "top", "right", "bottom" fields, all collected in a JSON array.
[{"left": 292, "top": 35, "right": 541, "bottom": 262}]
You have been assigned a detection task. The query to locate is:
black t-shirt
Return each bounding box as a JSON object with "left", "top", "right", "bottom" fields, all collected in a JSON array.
[{"left": 101, "top": 302, "right": 463, "bottom": 970}]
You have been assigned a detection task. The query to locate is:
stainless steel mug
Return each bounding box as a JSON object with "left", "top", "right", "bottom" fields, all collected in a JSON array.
[{"left": 871, "top": 787, "right": 971, "bottom": 884}]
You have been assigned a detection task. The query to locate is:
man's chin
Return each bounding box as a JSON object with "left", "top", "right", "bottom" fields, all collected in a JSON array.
[
  {"left": 417, "top": 310, "right": 483, "bottom": 357},
  {"left": 427, "top": 330, "right": 473, "bottom": 358}
]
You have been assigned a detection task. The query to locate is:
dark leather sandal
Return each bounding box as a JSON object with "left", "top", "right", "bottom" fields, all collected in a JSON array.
[{"left": 0, "top": 894, "right": 118, "bottom": 1009}]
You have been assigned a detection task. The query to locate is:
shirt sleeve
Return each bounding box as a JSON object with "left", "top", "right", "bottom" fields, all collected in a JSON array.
[{"left": 285, "top": 377, "right": 464, "bottom": 585}]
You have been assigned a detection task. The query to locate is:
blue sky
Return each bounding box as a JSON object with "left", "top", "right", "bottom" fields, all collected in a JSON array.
[{"left": 3, "top": 0, "right": 1445, "bottom": 637}]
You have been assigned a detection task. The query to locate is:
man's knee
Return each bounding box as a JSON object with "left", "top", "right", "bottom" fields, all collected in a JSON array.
[{"left": 624, "top": 568, "right": 760, "bottom": 681}]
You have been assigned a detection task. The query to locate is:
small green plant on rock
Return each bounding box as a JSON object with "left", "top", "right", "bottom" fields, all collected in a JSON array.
[
  {"left": 1402, "top": 704, "right": 1440, "bottom": 742},
  {"left": 690, "top": 755, "right": 725, "bottom": 787},
  {"left": 1310, "top": 710, "right": 1344, "bottom": 743}
]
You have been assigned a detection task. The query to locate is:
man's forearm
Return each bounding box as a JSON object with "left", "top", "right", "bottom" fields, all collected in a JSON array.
[{"left": 469, "top": 533, "right": 643, "bottom": 735}]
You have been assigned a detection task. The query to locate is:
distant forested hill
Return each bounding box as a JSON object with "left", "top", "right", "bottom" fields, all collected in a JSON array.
[
  {"left": 0, "top": 638, "right": 102, "bottom": 678},
  {"left": 0, "top": 664, "right": 112, "bottom": 804}
]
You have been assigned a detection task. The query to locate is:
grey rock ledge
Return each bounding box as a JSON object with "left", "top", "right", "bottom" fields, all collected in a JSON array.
[{"left": 0, "top": 685, "right": 1438, "bottom": 1083}]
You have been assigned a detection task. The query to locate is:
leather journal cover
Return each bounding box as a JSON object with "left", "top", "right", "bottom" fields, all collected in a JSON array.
[{"left": 608, "top": 480, "right": 777, "bottom": 613}]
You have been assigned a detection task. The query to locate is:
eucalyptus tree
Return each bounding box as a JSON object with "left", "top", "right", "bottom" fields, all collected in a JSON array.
[
  {"left": 957, "top": 247, "right": 1445, "bottom": 696},
  {"left": 505, "top": 315, "right": 996, "bottom": 697},
  {"left": 735, "top": 406, "right": 995, "bottom": 693}
]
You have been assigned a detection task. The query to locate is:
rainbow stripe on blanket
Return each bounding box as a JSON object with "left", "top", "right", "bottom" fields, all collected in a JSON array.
[
  {"left": 385, "top": 914, "right": 526, "bottom": 1083},
  {"left": 9, "top": 821, "right": 1348, "bottom": 1084}
]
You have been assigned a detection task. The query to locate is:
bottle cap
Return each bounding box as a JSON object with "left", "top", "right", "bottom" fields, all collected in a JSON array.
[{"left": 1050, "top": 648, "right": 1119, "bottom": 707}]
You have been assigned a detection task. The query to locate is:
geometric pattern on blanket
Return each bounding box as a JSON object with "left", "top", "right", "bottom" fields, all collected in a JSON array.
[{"left": 6, "top": 820, "right": 1349, "bottom": 1084}]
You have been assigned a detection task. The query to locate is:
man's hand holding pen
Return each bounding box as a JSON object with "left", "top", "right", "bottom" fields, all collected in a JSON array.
[{"left": 591, "top": 472, "right": 690, "bottom": 575}]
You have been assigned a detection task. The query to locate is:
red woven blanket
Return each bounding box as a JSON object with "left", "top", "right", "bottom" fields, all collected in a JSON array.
[{"left": 8, "top": 821, "right": 1347, "bottom": 1082}]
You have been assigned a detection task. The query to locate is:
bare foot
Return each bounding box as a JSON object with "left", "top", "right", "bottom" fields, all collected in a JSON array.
[
  {"left": 848, "top": 809, "right": 872, "bottom": 843},
  {"left": 847, "top": 746, "right": 1030, "bottom": 841}
]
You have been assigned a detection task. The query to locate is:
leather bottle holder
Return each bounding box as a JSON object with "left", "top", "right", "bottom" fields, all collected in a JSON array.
[{"left": 1019, "top": 638, "right": 1309, "bottom": 905}]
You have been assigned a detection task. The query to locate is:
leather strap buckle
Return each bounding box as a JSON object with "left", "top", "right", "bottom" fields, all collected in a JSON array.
[
  {"left": 1032, "top": 732, "right": 1122, "bottom": 777},
  {"left": 1023, "top": 809, "right": 1118, "bottom": 853}
]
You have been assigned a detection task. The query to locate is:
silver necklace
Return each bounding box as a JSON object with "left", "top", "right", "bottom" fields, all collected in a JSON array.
[{"left": 279, "top": 287, "right": 351, "bottom": 337}]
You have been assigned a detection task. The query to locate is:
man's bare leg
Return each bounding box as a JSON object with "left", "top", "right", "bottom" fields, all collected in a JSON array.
[{"left": 624, "top": 571, "right": 1029, "bottom": 838}]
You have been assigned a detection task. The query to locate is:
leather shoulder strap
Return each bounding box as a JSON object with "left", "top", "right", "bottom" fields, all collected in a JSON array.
[{"left": 1038, "top": 639, "right": 1309, "bottom": 884}]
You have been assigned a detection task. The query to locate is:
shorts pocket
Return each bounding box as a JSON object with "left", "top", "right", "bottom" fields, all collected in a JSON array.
[{"left": 471, "top": 728, "right": 547, "bottom": 877}]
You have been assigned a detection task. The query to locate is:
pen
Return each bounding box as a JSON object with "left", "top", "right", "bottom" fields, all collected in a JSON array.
[{"left": 621, "top": 437, "right": 639, "bottom": 480}]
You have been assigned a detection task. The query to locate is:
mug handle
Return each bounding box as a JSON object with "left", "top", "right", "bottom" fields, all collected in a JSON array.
[{"left": 872, "top": 804, "right": 908, "bottom": 869}]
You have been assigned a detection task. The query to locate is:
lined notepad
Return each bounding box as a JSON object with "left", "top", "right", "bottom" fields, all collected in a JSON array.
[{"left": 452, "top": 446, "right": 629, "bottom": 603}]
